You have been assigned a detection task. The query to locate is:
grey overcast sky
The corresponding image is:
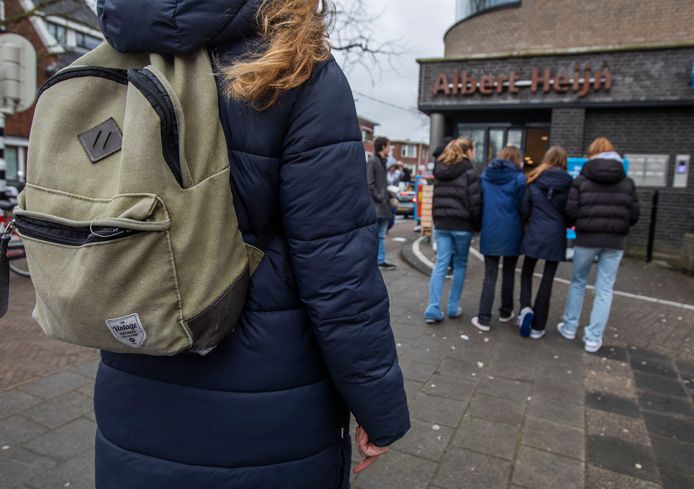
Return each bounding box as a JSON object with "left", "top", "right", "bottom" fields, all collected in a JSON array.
[{"left": 331, "top": 1, "right": 454, "bottom": 143}]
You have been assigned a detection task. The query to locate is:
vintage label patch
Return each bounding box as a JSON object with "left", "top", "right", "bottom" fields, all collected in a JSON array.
[{"left": 105, "top": 313, "right": 146, "bottom": 348}]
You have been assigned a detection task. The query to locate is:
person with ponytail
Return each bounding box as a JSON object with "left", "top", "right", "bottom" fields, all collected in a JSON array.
[
  {"left": 517, "top": 147, "right": 573, "bottom": 339},
  {"left": 424, "top": 137, "right": 481, "bottom": 324},
  {"left": 95, "top": 1, "right": 409, "bottom": 487}
]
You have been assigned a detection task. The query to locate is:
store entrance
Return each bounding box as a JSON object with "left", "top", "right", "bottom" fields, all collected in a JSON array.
[{"left": 453, "top": 109, "right": 551, "bottom": 173}]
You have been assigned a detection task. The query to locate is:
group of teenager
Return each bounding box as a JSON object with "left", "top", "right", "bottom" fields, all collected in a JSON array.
[{"left": 424, "top": 136, "right": 640, "bottom": 353}]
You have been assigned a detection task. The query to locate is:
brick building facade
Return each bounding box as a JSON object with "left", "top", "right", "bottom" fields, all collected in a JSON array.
[
  {"left": 419, "top": 0, "right": 694, "bottom": 258},
  {"left": 390, "top": 139, "right": 429, "bottom": 173},
  {"left": 358, "top": 116, "right": 378, "bottom": 160},
  {"left": 3, "top": 0, "right": 101, "bottom": 187}
]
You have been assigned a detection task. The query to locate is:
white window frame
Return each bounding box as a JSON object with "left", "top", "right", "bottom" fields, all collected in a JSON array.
[
  {"left": 624, "top": 154, "right": 669, "bottom": 188},
  {"left": 401, "top": 144, "right": 417, "bottom": 158}
]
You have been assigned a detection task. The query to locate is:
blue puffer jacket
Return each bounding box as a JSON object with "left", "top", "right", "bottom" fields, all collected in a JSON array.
[
  {"left": 520, "top": 168, "right": 573, "bottom": 262},
  {"left": 479, "top": 159, "right": 526, "bottom": 256},
  {"left": 93, "top": 1, "right": 410, "bottom": 488}
]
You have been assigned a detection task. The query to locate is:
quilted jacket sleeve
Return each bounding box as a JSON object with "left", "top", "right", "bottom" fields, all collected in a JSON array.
[
  {"left": 279, "top": 59, "right": 410, "bottom": 447},
  {"left": 565, "top": 176, "right": 582, "bottom": 227}
]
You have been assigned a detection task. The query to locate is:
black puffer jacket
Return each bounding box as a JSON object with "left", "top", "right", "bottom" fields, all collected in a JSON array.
[
  {"left": 566, "top": 155, "right": 640, "bottom": 250},
  {"left": 432, "top": 158, "right": 482, "bottom": 232}
]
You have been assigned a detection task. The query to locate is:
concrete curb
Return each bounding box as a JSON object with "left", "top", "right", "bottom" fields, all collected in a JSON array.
[{"left": 400, "top": 236, "right": 433, "bottom": 277}]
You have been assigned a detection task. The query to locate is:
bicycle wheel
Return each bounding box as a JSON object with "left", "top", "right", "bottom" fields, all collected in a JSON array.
[{"left": 9, "top": 258, "right": 31, "bottom": 277}]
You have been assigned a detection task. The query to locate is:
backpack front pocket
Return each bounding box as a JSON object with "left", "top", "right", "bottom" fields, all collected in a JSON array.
[{"left": 14, "top": 195, "right": 193, "bottom": 355}]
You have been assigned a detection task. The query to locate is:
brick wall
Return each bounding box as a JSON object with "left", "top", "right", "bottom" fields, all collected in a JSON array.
[
  {"left": 445, "top": 0, "right": 694, "bottom": 57},
  {"left": 550, "top": 108, "right": 585, "bottom": 156},
  {"left": 583, "top": 108, "right": 694, "bottom": 255}
]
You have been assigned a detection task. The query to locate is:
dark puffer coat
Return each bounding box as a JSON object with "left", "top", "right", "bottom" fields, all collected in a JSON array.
[
  {"left": 367, "top": 154, "right": 391, "bottom": 219},
  {"left": 93, "top": 1, "right": 410, "bottom": 487},
  {"left": 479, "top": 159, "right": 526, "bottom": 256},
  {"left": 432, "top": 158, "right": 481, "bottom": 232},
  {"left": 521, "top": 168, "right": 573, "bottom": 262},
  {"left": 566, "top": 155, "right": 640, "bottom": 250}
]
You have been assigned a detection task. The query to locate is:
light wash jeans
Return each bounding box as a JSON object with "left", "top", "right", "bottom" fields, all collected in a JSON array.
[
  {"left": 377, "top": 218, "right": 389, "bottom": 264},
  {"left": 562, "top": 246, "right": 624, "bottom": 342},
  {"left": 425, "top": 230, "right": 473, "bottom": 320}
]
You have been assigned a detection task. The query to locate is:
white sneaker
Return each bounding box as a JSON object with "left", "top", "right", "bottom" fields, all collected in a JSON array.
[
  {"left": 499, "top": 311, "right": 515, "bottom": 323},
  {"left": 471, "top": 316, "right": 491, "bottom": 332},
  {"left": 556, "top": 322, "right": 576, "bottom": 340},
  {"left": 530, "top": 329, "right": 546, "bottom": 340},
  {"left": 584, "top": 338, "right": 603, "bottom": 353}
]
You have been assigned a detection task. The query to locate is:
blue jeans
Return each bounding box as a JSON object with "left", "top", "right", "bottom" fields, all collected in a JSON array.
[
  {"left": 425, "top": 230, "right": 473, "bottom": 319},
  {"left": 377, "top": 218, "right": 389, "bottom": 264},
  {"left": 562, "top": 246, "right": 624, "bottom": 342}
]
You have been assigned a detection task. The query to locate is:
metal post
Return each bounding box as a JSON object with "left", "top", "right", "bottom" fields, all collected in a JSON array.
[
  {"left": 0, "top": 114, "right": 6, "bottom": 202},
  {"left": 646, "top": 190, "right": 659, "bottom": 263}
]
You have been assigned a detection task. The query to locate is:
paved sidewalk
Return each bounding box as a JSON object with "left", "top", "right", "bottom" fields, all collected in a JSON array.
[{"left": 2, "top": 220, "right": 694, "bottom": 488}]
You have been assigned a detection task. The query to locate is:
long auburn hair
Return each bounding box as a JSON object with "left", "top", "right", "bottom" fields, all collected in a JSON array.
[
  {"left": 588, "top": 137, "right": 615, "bottom": 158},
  {"left": 527, "top": 146, "right": 568, "bottom": 184},
  {"left": 222, "top": 0, "right": 332, "bottom": 110},
  {"left": 439, "top": 137, "right": 474, "bottom": 166}
]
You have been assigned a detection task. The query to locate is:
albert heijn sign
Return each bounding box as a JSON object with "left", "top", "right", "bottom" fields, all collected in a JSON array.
[{"left": 432, "top": 65, "right": 613, "bottom": 98}]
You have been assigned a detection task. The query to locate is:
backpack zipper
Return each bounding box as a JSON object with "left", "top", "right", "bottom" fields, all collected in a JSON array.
[
  {"left": 127, "top": 69, "right": 184, "bottom": 187},
  {"left": 38, "top": 67, "right": 128, "bottom": 98},
  {"left": 14, "top": 215, "right": 141, "bottom": 247}
]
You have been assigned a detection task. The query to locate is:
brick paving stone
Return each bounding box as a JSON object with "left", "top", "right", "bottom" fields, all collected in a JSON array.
[
  {"left": 587, "top": 435, "right": 659, "bottom": 482},
  {"left": 527, "top": 394, "right": 584, "bottom": 429},
  {"left": 452, "top": 415, "right": 519, "bottom": 461},
  {"left": 586, "top": 391, "right": 641, "bottom": 418},
  {"left": 659, "top": 470, "right": 694, "bottom": 489},
  {"left": 404, "top": 380, "right": 424, "bottom": 400},
  {"left": 512, "top": 445, "right": 584, "bottom": 489},
  {"left": 630, "top": 350, "right": 678, "bottom": 379},
  {"left": 522, "top": 416, "right": 585, "bottom": 461},
  {"left": 638, "top": 391, "right": 694, "bottom": 418},
  {"left": 76, "top": 383, "right": 94, "bottom": 398},
  {"left": 594, "top": 345, "right": 630, "bottom": 363},
  {"left": 24, "top": 419, "right": 96, "bottom": 461},
  {"left": 23, "top": 391, "right": 93, "bottom": 429},
  {"left": 531, "top": 378, "right": 585, "bottom": 406},
  {"left": 0, "top": 389, "right": 41, "bottom": 419},
  {"left": 467, "top": 394, "right": 526, "bottom": 427},
  {"left": 69, "top": 361, "right": 100, "bottom": 380},
  {"left": 408, "top": 392, "right": 467, "bottom": 427},
  {"left": 394, "top": 418, "right": 454, "bottom": 462},
  {"left": 25, "top": 448, "right": 95, "bottom": 489},
  {"left": 642, "top": 411, "right": 694, "bottom": 445},
  {"left": 633, "top": 371, "right": 689, "bottom": 398},
  {"left": 0, "top": 414, "right": 48, "bottom": 447},
  {"left": 422, "top": 374, "right": 477, "bottom": 402},
  {"left": 398, "top": 347, "right": 443, "bottom": 367},
  {"left": 437, "top": 357, "right": 482, "bottom": 380},
  {"left": 18, "top": 372, "right": 91, "bottom": 400},
  {"left": 476, "top": 376, "right": 531, "bottom": 402},
  {"left": 535, "top": 362, "right": 584, "bottom": 386},
  {"left": 649, "top": 435, "right": 694, "bottom": 477},
  {"left": 0, "top": 446, "right": 57, "bottom": 489},
  {"left": 586, "top": 408, "right": 652, "bottom": 446},
  {"left": 434, "top": 447, "right": 511, "bottom": 489},
  {"left": 585, "top": 369, "right": 638, "bottom": 400},
  {"left": 584, "top": 355, "right": 633, "bottom": 379},
  {"left": 586, "top": 465, "right": 663, "bottom": 489},
  {"left": 392, "top": 323, "right": 427, "bottom": 340},
  {"left": 486, "top": 359, "right": 538, "bottom": 383},
  {"left": 355, "top": 450, "right": 437, "bottom": 489}
]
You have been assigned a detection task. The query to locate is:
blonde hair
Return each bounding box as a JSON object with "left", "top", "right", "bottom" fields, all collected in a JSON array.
[
  {"left": 222, "top": 0, "right": 332, "bottom": 110},
  {"left": 527, "top": 146, "right": 568, "bottom": 184},
  {"left": 498, "top": 145, "right": 522, "bottom": 166},
  {"left": 439, "top": 137, "right": 474, "bottom": 166},
  {"left": 588, "top": 137, "right": 615, "bottom": 158}
]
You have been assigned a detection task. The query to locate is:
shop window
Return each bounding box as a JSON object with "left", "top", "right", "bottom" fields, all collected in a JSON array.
[
  {"left": 401, "top": 144, "right": 417, "bottom": 158},
  {"left": 4, "top": 147, "right": 18, "bottom": 180},
  {"left": 456, "top": 0, "right": 521, "bottom": 21},
  {"left": 76, "top": 32, "right": 101, "bottom": 50},
  {"left": 625, "top": 154, "right": 668, "bottom": 188},
  {"left": 361, "top": 129, "right": 372, "bottom": 142}
]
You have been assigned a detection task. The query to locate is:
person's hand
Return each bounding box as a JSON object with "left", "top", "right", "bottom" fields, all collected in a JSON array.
[{"left": 353, "top": 425, "right": 390, "bottom": 474}]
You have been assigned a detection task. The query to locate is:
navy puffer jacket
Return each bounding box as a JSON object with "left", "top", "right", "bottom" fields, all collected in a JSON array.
[
  {"left": 93, "top": 1, "right": 410, "bottom": 488},
  {"left": 479, "top": 159, "right": 526, "bottom": 256},
  {"left": 520, "top": 168, "right": 573, "bottom": 262}
]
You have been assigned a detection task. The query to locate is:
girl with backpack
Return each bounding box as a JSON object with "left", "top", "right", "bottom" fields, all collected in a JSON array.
[
  {"left": 424, "top": 137, "right": 481, "bottom": 324},
  {"left": 557, "top": 137, "right": 640, "bottom": 353},
  {"left": 93, "top": 1, "right": 410, "bottom": 487},
  {"left": 517, "top": 146, "right": 573, "bottom": 339},
  {"left": 471, "top": 146, "right": 526, "bottom": 332}
]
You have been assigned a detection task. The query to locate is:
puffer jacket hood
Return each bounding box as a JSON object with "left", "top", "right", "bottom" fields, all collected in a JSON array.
[
  {"left": 98, "top": 0, "right": 263, "bottom": 53},
  {"left": 434, "top": 158, "right": 473, "bottom": 181},
  {"left": 582, "top": 157, "right": 626, "bottom": 185},
  {"left": 483, "top": 159, "right": 522, "bottom": 185},
  {"left": 535, "top": 167, "right": 573, "bottom": 194}
]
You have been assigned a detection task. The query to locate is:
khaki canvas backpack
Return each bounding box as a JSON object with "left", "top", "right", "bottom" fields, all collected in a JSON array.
[{"left": 13, "top": 43, "right": 262, "bottom": 355}]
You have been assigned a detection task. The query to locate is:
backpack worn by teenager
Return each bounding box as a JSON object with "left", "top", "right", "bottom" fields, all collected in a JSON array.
[{"left": 13, "top": 43, "right": 262, "bottom": 355}]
